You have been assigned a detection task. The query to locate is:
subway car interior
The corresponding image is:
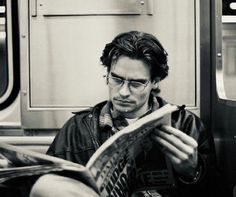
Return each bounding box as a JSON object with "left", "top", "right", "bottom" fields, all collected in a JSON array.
[{"left": 1, "top": 0, "right": 236, "bottom": 196}]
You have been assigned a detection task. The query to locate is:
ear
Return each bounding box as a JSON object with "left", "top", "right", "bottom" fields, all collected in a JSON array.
[
  {"left": 106, "top": 75, "right": 109, "bottom": 85},
  {"left": 151, "top": 77, "right": 160, "bottom": 89},
  {"left": 103, "top": 72, "right": 109, "bottom": 84},
  {"left": 152, "top": 81, "right": 159, "bottom": 90}
]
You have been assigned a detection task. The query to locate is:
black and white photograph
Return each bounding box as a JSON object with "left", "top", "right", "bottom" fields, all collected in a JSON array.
[{"left": 0, "top": 0, "right": 236, "bottom": 197}]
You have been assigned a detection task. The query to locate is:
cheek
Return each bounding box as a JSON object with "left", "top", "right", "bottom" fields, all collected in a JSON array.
[
  {"left": 141, "top": 93, "right": 149, "bottom": 100},
  {"left": 136, "top": 91, "right": 150, "bottom": 103},
  {"left": 139, "top": 86, "right": 153, "bottom": 101},
  {"left": 108, "top": 87, "right": 116, "bottom": 99}
]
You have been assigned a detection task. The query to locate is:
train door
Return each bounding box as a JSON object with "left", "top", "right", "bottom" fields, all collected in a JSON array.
[
  {"left": 19, "top": 0, "right": 200, "bottom": 129},
  {"left": 0, "top": 0, "right": 204, "bottom": 155},
  {"left": 211, "top": 0, "right": 236, "bottom": 195}
]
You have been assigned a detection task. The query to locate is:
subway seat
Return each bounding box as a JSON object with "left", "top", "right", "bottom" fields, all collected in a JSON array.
[{"left": 0, "top": 136, "right": 55, "bottom": 154}]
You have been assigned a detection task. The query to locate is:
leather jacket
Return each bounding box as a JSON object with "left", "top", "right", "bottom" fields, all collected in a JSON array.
[{"left": 47, "top": 97, "right": 216, "bottom": 196}]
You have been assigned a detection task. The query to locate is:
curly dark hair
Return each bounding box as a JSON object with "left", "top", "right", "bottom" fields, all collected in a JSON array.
[{"left": 100, "top": 31, "right": 169, "bottom": 81}]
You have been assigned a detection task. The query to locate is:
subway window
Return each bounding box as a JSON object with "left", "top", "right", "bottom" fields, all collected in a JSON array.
[
  {"left": 222, "top": 0, "right": 236, "bottom": 100},
  {"left": 0, "top": 0, "right": 19, "bottom": 110},
  {"left": 0, "top": 1, "right": 8, "bottom": 100}
]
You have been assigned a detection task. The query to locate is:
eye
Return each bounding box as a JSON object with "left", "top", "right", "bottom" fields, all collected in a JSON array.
[
  {"left": 111, "top": 76, "right": 123, "bottom": 84},
  {"left": 130, "top": 81, "right": 144, "bottom": 88}
]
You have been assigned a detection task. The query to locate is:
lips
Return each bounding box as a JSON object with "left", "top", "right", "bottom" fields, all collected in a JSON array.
[{"left": 114, "top": 98, "right": 134, "bottom": 105}]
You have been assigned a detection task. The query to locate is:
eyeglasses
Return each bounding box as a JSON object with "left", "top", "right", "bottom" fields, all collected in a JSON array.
[{"left": 106, "top": 75, "right": 150, "bottom": 93}]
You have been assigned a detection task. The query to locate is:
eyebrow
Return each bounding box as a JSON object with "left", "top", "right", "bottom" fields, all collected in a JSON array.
[{"left": 110, "top": 72, "right": 149, "bottom": 83}]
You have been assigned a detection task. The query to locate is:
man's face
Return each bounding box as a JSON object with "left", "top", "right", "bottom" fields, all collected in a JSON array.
[{"left": 108, "top": 56, "right": 158, "bottom": 119}]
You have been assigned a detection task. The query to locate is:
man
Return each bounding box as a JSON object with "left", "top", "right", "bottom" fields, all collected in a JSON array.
[{"left": 30, "top": 31, "right": 215, "bottom": 197}]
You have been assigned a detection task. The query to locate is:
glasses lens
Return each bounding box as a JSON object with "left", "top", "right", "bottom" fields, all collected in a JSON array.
[
  {"left": 107, "top": 76, "right": 149, "bottom": 92},
  {"left": 129, "top": 81, "right": 146, "bottom": 92},
  {"left": 108, "top": 76, "right": 123, "bottom": 87}
]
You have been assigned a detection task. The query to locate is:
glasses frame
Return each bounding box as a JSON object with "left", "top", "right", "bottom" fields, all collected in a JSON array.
[{"left": 106, "top": 75, "right": 150, "bottom": 93}]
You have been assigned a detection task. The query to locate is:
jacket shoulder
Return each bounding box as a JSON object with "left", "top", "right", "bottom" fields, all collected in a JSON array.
[{"left": 72, "top": 101, "right": 107, "bottom": 116}]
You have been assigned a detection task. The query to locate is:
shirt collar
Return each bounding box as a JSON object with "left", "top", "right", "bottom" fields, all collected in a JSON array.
[
  {"left": 99, "top": 96, "right": 160, "bottom": 131},
  {"left": 99, "top": 101, "right": 114, "bottom": 129}
]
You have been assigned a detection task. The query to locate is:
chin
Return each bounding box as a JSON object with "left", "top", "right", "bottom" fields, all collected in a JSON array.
[{"left": 114, "top": 105, "right": 133, "bottom": 114}]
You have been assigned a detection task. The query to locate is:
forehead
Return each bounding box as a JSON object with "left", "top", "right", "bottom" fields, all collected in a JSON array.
[{"left": 110, "top": 56, "right": 151, "bottom": 79}]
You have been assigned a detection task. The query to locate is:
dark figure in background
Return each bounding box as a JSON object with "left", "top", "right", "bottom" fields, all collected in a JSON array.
[{"left": 30, "top": 31, "right": 216, "bottom": 197}]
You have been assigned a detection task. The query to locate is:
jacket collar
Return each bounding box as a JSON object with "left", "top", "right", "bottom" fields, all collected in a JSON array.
[{"left": 99, "top": 96, "right": 161, "bottom": 132}]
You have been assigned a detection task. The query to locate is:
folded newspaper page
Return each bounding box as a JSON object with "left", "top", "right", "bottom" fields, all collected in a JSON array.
[
  {"left": 0, "top": 103, "right": 179, "bottom": 196},
  {"left": 0, "top": 143, "right": 99, "bottom": 193},
  {"left": 86, "top": 103, "right": 179, "bottom": 196}
]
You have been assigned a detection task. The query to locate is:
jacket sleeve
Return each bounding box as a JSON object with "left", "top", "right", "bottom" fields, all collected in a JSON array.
[
  {"left": 46, "top": 114, "right": 97, "bottom": 166},
  {"left": 171, "top": 109, "right": 217, "bottom": 196},
  {"left": 46, "top": 117, "right": 78, "bottom": 161}
]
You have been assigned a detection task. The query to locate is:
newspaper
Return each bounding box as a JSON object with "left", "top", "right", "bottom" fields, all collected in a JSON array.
[
  {"left": 0, "top": 103, "right": 179, "bottom": 196},
  {"left": 0, "top": 143, "right": 99, "bottom": 193}
]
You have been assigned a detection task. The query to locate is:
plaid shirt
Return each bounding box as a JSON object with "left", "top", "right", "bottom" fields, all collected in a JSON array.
[
  {"left": 99, "top": 96, "right": 160, "bottom": 143},
  {"left": 98, "top": 97, "right": 162, "bottom": 196}
]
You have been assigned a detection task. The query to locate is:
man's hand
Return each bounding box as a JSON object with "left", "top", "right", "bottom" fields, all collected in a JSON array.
[{"left": 151, "top": 125, "right": 198, "bottom": 179}]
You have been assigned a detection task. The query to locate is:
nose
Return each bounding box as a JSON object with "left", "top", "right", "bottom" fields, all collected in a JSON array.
[{"left": 118, "top": 81, "right": 131, "bottom": 97}]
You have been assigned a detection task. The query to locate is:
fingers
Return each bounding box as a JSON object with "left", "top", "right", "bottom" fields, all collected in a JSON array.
[
  {"left": 152, "top": 125, "right": 198, "bottom": 162},
  {"left": 154, "top": 125, "right": 198, "bottom": 148},
  {"left": 164, "top": 149, "right": 198, "bottom": 177},
  {"left": 152, "top": 125, "right": 198, "bottom": 177},
  {"left": 153, "top": 134, "right": 191, "bottom": 161},
  {"left": 156, "top": 131, "right": 194, "bottom": 159},
  {"left": 163, "top": 150, "right": 181, "bottom": 164}
]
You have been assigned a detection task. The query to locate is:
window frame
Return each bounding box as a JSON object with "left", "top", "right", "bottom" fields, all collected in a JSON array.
[{"left": 0, "top": 0, "right": 20, "bottom": 110}]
